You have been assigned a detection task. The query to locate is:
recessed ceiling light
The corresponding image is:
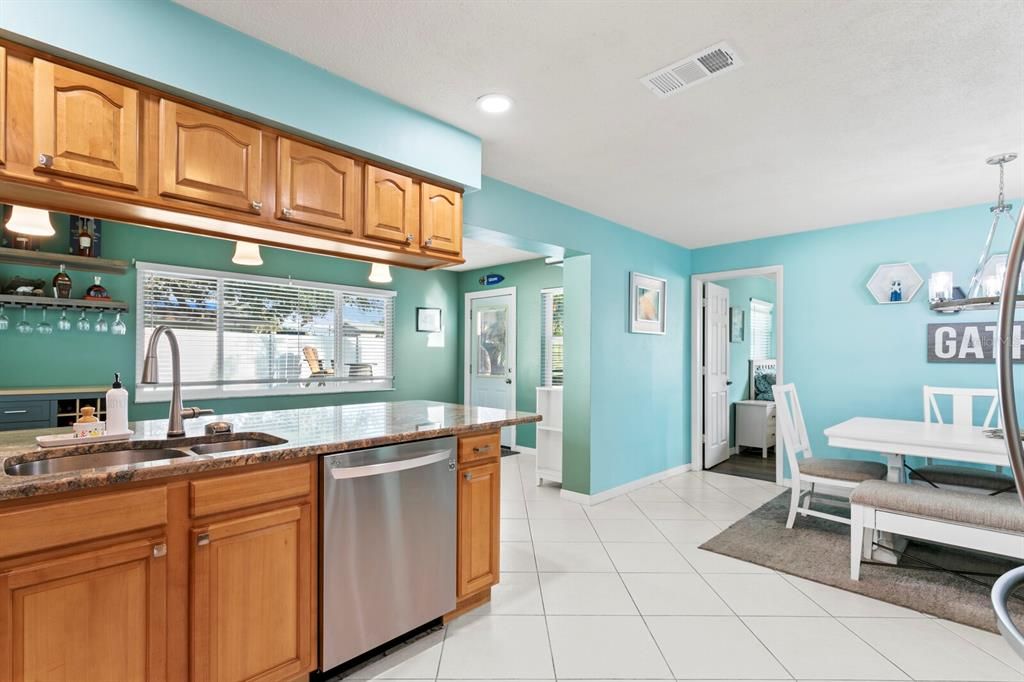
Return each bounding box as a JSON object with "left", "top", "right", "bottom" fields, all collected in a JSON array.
[{"left": 476, "top": 94, "right": 513, "bottom": 114}]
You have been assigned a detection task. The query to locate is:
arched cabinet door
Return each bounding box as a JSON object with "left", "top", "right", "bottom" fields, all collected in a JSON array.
[
  {"left": 420, "top": 182, "right": 462, "bottom": 255},
  {"left": 277, "top": 137, "right": 360, "bottom": 234},
  {"left": 158, "top": 99, "right": 263, "bottom": 214},
  {"left": 33, "top": 58, "right": 140, "bottom": 189},
  {"left": 363, "top": 164, "right": 418, "bottom": 246}
]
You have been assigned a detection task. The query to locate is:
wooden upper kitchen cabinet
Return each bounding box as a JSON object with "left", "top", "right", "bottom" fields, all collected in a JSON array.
[
  {"left": 456, "top": 458, "right": 500, "bottom": 599},
  {"left": 277, "top": 137, "right": 361, "bottom": 234},
  {"left": 191, "top": 504, "right": 313, "bottom": 682},
  {"left": 0, "top": 537, "right": 168, "bottom": 682},
  {"left": 32, "top": 58, "right": 140, "bottom": 189},
  {"left": 420, "top": 182, "right": 462, "bottom": 254},
  {"left": 363, "top": 164, "right": 418, "bottom": 246},
  {"left": 157, "top": 98, "right": 264, "bottom": 214}
]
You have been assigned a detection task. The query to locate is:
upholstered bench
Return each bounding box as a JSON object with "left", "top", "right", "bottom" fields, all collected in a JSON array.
[{"left": 849, "top": 480, "right": 1024, "bottom": 580}]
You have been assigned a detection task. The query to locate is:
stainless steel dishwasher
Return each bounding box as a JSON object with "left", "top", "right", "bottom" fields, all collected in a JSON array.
[{"left": 320, "top": 437, "right": 457, "bottom": 671}]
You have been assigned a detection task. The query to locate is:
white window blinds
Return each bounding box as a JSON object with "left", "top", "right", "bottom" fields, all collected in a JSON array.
[
  {"left": 136, "top": 263, "right": 395, "bottom": 401},
  {"left": 541, "top": 287, "right": 564, "bottom": 387},
  {"left": 749, "top": 298, "right": 774, "bottom": 361}
]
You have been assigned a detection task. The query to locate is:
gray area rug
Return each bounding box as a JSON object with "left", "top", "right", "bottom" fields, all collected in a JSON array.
[{"left": 700, "top": 492, "right": 1024, "bottom": 633}]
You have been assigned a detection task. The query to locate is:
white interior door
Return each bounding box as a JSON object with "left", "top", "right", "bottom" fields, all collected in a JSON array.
[
  {"left": 466, "top": 289, "right": 517, "bottom": 447},
  {"left": 703, "top": 281, "right": 730, "bottom": 468}
]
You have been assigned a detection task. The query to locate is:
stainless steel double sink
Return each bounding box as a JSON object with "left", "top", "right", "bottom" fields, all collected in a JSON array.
[{"left": 4, "top": 434, "right": 286, "bottom": 477}]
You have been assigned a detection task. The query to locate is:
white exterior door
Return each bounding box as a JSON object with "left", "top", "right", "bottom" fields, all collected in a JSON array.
[
  {"left": 466, "top": 289, "right": 517, "bottom": 447},
  {"left": 704, "top": 282, "right": 730, "bottom": 468}
]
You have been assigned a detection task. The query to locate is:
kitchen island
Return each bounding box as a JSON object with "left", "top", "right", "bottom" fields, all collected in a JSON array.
[{"left": 0, "top": 400, "right": 540, "bottom": 681}]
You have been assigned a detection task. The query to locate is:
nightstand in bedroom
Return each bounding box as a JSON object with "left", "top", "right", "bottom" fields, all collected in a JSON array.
[{"left": 735, "top": 399, "right": 776, "bottom": 458}]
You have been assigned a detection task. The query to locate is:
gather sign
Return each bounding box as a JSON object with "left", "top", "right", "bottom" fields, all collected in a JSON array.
[{"left": 926, "top": 322, "right": 1024, "bottom": 363}]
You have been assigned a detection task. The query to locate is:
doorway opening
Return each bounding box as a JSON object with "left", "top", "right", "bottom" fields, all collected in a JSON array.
[{"left": 691, "top": 266, "right": 784, "bottom": 484}]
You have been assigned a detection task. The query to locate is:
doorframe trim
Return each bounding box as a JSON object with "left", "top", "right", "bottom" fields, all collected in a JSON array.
[
  {"left": 690, "top": 266, "right": 784, "bottom": 484},
  {"left": 464, "top": 287, "right": 518, "bottom": 445}
]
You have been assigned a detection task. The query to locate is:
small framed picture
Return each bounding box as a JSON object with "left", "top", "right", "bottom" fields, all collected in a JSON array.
[
  {"left": 730, "top": 307, "right": 744, "bottom": 342},
  {"left": 416, "top": 307, "right": 442, "bottom": 333},
  {"left": 629, "top": 273, "right": 667, "bottom": 335}
]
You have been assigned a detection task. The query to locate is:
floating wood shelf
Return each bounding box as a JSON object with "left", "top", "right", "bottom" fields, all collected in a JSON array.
[
  {"left": 0, "top": 247, "right": 130, "bottom": 275},
  {"left": 0, "top": 293, "right": 129, "bottom": 312}
]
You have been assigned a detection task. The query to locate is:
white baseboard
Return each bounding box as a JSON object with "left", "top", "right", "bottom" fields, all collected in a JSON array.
[
  {"left": 728, "top": 446, "right": 739, "bottom": 455},
  {"left": 560, "top": 463, "right": 694, "bottom": 506}
]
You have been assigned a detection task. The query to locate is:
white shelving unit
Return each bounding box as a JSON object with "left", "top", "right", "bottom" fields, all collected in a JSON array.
[{"left": 535, "top": 386, "right": 563, "bottom": 485}]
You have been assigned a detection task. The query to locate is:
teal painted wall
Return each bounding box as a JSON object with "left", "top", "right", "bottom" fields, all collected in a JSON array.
[
  {"left": 719, "top": 277, "right": 776, "bottom": 447},
  {"left": 692, "top": 199, "right": 1023, "bottom": 473},
  {"left": 0, "top": 219, "right": 461, "bottom": 419},
  {"left": 0, "top": 0, "right": 481, "bottom": 189},
  {"left": 457, "top": 258, "right": 563, "bottom": 448},
  {"left": 464, "top": 178, "right": 692, "bottom": 495}
]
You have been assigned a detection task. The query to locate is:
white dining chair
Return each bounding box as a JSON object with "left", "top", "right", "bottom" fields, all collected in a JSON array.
[
  {"left": 773, "top": 383, "right": 888, "bottom": 528},
  {"left": 911, "top": 386, "right": 1015, "bottom": 495}
]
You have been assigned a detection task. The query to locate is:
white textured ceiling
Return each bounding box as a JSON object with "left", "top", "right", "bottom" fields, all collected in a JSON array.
[
  {"left": 176, "top": 0, "right": 1024, "bottom": 248},
  {"left": 444, "top": 237, "right": 542, "bottom": 272}
]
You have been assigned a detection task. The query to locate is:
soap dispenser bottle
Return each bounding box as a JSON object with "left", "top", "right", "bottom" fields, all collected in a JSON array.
[{"left": 106, "top": 372, "right": 129, "bottom": 435}]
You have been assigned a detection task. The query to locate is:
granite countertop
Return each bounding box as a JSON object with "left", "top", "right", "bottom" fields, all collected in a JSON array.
[{"left": 0, "top": 400, "right": 540, "bottom": 501}]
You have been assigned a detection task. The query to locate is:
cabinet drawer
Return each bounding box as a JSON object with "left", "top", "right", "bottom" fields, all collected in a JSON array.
[
  {"left": 190, "top": 462, "right": 311, "bottom": 518},
  {"left": 0, "top": 400, "right": 50, "bottom": 424},
  {"left": 458, "top": 431, "right": 500, "bottom": 465},
  {"left": 0, "top": 486, "right": 167, "bottom": 559}
]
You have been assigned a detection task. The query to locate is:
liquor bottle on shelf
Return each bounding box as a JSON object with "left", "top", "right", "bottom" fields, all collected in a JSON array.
[
  {"left": 52, "top": 264, "right": 72, "bottom": 299},
  {"left": 85, "top": 276, "right": 110, "bottom": 301},
  {"left": 76, "top": 218, "right": 93, "bottom": 257}
]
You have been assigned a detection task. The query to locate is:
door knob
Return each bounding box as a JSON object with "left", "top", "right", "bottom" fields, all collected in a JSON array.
[{"left": 505, "top": 378, "right": 512, "bottom": 385}]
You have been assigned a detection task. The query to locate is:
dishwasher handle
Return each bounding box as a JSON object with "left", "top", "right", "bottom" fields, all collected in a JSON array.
[{"left": 327, "top": 449, "right": 452, "bottom": 480}]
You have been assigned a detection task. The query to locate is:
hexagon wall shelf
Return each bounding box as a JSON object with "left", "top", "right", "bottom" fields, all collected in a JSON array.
[{"left": 866, "top": 263, "right": 923, "bottom": 304}]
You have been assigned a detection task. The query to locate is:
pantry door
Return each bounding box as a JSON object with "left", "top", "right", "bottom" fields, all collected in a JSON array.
[{"left": 465, "top": 288, "right": 517, "bottom": 448}]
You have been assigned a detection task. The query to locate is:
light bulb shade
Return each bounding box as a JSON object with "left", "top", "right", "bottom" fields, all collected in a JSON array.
[
  {"left": 368, "top": 263, "right": 392, "bottom": 283},
  {"left": 928, "top": 271, "right": 954, "bottom": 303},
  {"left": 6, "top": 206, "right": 55, "bottom": 237},
  {"left": 231, "top": 241, "right": 263, "bottom": 266}
]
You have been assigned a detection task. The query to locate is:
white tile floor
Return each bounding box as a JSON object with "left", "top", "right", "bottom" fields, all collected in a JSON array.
[{"left": 340, "top": 453, "right": 1024, "bottom": 681}]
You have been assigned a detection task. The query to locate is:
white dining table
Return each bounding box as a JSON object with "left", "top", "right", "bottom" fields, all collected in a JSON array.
[{"left": 824, "top": 417, "right": 1011, "bottom": 563}]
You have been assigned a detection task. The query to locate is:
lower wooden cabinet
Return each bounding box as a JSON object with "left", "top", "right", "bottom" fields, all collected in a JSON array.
[
  {"left": 191, "top": 504, "right": 313, "bottom": 682},
  {"left": 456, "top": 458, "right": 500, "bottom": 598},
  {"left": 0, "top": 537, "right": 167, "bottom": 682}
]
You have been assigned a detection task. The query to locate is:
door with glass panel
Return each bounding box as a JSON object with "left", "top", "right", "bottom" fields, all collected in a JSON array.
[{"left": 466, "top": 289, "right": 516, "bottom": 448}]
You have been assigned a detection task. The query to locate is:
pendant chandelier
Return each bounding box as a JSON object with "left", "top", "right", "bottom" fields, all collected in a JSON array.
[{"left": 931, "top": 153, "right": 1021, "bottom": 313}]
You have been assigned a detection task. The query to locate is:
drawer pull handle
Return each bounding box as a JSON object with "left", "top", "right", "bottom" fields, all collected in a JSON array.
[
  {"left": 197, "top": 533, "right": 210, "bottom": 547},
  {"left": 38, "top": 153, "right": 53, "bottom": 168},
  {"left": 3, "top": 409, "right": 28, "bottom": 414},
  {"left": 152, "top": 543, "right": 167, "bottom": 558},
  {"left": 473, "top": 444, "right": 491, "bottom": 454}
]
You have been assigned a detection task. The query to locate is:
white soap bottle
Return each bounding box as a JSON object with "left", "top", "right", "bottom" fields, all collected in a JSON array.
[{"left": 106, "top": 372, "right": 129, "bottom": 435}]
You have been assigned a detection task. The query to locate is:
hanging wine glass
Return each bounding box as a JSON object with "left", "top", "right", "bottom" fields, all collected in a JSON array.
[
  {"left": 16, "top": 307, "right": 32, "bottom": 335},
  {"left": 77, "top": 310, "right": 91, "bottom": 332},
  {"left": 57, "top": 309, "right": 71, "bottom": 332},
  {"left": 0, "top": 304, "right": 8, "bottom": 331},
  {"left": 111, "top": 312, "right": 127, "bottom": 336},
  {"left": 36, "top": 308, "right": 53, "bottom": 335},
  {"left": 95, "top": 311, "right": 108, "bottom": 333}
]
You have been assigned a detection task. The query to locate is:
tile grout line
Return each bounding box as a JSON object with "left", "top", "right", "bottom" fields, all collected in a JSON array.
[{"left": 519, "top": 453, "right": 559, "bottom": 682}]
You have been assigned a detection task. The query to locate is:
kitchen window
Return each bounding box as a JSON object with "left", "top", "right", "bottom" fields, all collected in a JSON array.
[
  {"left": 540, "top": 287, "right": 564, "bottom": 386},
  {"left": 135, "top": 262, "right": 395, "bottom": 401},
  {"left": 749, "top": 298, "right": 774, "bottom": 360}
]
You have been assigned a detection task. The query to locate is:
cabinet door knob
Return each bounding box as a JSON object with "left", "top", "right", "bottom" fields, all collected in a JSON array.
[
  {"left": 152, "top": 543, "right": 167, "bottom": 558},
  {"left": 38, "top": 153, "right": 53, "bottom": 168},
  {"left": 464, "top": 472, "right": 472, "bottom": 481},
  {"left": 282, "top": 206, "right": 294, "bottom": 217},
  {"left": 425, "top": 238, "right": 433, "bottom": 247},
  {"left": 250, "top": 200, "right": 263, "bottom": 212},
  {"left": 197, "top": 533, "right": 210, "bottom": 547},
  {"left": 406, "top": 233, "right": 414, "bottom": 243}
]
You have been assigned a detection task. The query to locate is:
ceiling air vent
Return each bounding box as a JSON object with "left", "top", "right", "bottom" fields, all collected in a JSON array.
[{"left": 640, "top": 41, "right": 743, "bottom": 98}]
